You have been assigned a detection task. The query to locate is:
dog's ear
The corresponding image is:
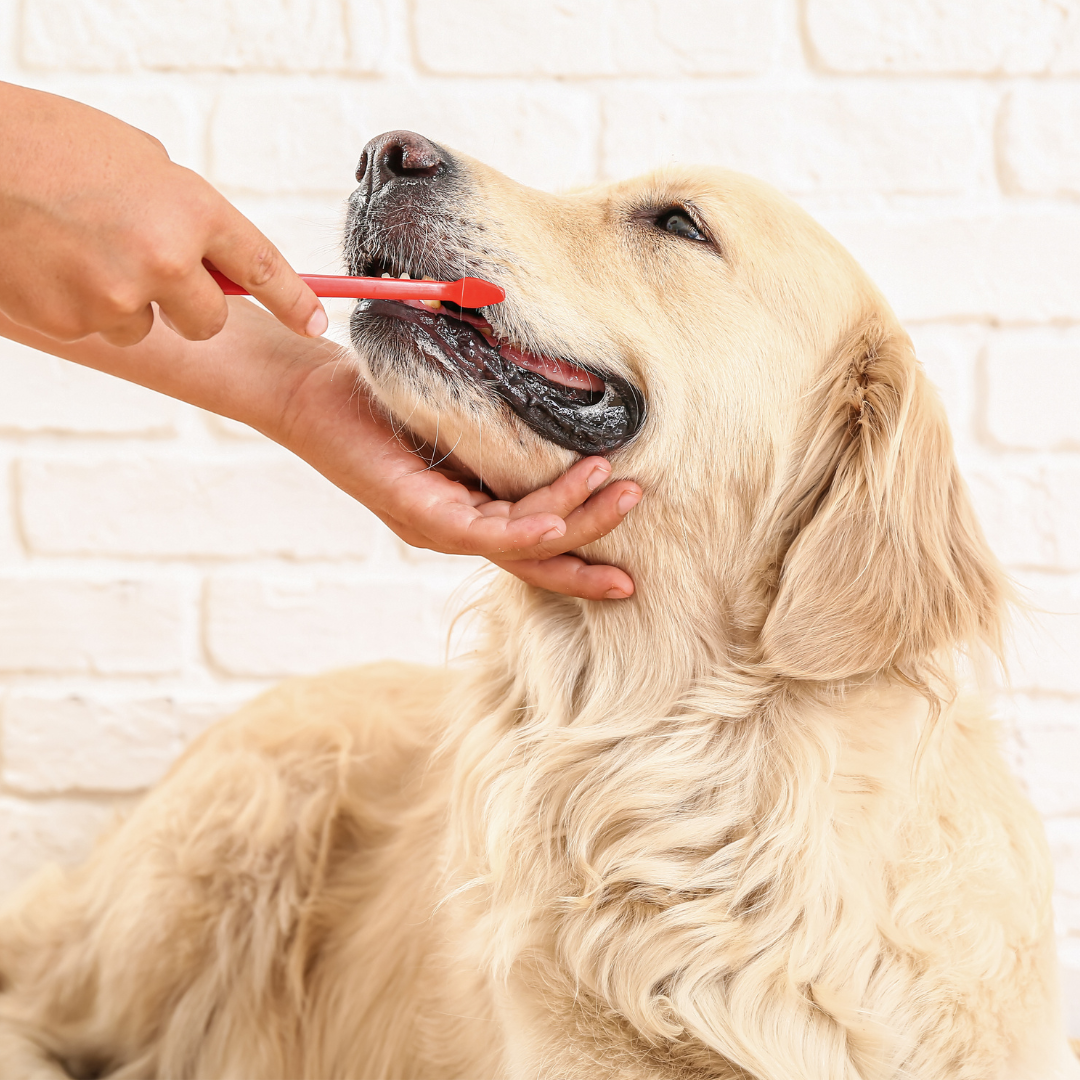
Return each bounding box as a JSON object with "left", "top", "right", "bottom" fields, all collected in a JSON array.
[{"left": 758, "top": 318, "right": 1006, "bottom": 682}]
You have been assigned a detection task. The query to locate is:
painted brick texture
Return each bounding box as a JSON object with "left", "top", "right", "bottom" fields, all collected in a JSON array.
[
  {"left": 805, "top": 0, "right": 1080, "bottom": 74},
  {"left": 20, "top": 0, "right": 387, "bottom": 74},
  {"left": 18, "top": 454, "right": 383, "bottom": 559},
  {"left": 1, "top": 0, "right": 1079, "bottom": 1034}
]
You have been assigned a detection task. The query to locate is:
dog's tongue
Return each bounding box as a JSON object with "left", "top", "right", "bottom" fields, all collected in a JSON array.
[{"left": 496, "top": 343, "right": 605, "bottom": 392}]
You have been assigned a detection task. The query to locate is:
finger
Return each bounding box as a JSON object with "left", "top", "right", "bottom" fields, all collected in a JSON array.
[
  {"left": 493, "top": 553, "right": 635, "bottom": 601},
  {"left": 498, "top": 481, "right": 642, "bottom": 561},
  {"left": 455, "top": 510, "right": 569, "bottom": 554},
  {"left": 135, "top": 128, "right": 170, "bottom": 157},
  {"left": 509, "top": 457, "right": 611, "bottom": 521},
  {"left": 383, "top": 468, "right": 567, "bottom": 555},
  {"left": 98, "top": 303, "right": 156, "bottom": 347},
  {"left": 550, "top": 481, "right": 642, "bottom": 553},
  {"left": 155, "top": 264, "right": 230, "bottom": 341},
  {"left": 204, "top": 204, "right": 326, "bottom": 338},
  {"left": 378, "top": 504, "right": 565, "bottom": 558}
]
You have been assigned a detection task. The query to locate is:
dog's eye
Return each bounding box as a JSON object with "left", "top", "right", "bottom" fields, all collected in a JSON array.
[{"left": 655, "top": 208, "right": 707, "bottom": 242}]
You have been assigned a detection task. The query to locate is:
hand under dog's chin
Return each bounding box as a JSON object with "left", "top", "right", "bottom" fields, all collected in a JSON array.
[{"left": 420, "top": 431, "right": 575, "bottom": 504}]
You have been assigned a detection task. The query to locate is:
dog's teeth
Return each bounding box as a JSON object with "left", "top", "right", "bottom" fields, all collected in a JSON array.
[
  {"left": 422, "top": 275, "right": 434, "bottom": 281},
  {"left": 399, "top": 272, "right": 411, "bottom": 280},
  {"left": 422, "top": 300, "right": 442, "bottom": 310},
  {"left": 381, "top": 272, "right": 391, "bottom": 279}
]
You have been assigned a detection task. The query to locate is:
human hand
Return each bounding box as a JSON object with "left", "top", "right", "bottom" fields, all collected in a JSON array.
[
  {"left": 275, "top": 340, "right": 642, "bottom": 601},
  {"left": 0, "top": 298, "right": 639, "bottom": 600},
  {"left": 0, "top": 81, "right": 325, "bottom": 347},
  {"left": 334, "top": 444, "right": 641, "bottom": 601},
  {"left": 196, "top": 300, "right": 641, "bottom": 599}
]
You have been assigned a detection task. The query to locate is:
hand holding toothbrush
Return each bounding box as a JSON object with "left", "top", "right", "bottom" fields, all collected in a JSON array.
[
  {"left": 0, "top": 80, "right": 328, "bottom": 346},
  {"left": 0, "top": 83, "right": 639, "bottom": 600}
]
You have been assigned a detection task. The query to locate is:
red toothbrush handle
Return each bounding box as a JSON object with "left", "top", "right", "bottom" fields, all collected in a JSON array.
[{"left": 208, "top": 270, "right": 504, "bottom": 307}]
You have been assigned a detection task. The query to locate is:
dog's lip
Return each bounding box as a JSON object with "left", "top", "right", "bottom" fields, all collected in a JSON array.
[
  {"left": 357, "top": 258, "right": 604, "bottom": 393},
  {"left": 380, "top": 299, "right": 605, "bottom": 393},
  {"left": 350, "top": 254, "right": 645, "bottom": 455},
  {"left": 353, "top": 296, "right": 645, "bottom": 455}
]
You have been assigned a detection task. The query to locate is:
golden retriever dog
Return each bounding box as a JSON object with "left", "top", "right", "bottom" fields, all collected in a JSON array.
[{"left": 0, "top": 130, "right": 1076, "bottom": 1080}]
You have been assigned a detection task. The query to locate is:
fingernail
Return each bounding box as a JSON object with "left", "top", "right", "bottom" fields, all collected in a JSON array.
[
  {"left": 604, "top": 588, "right": 629, "bottom": 599},
  {"left": 541, "top": 527, "right": 564, "bottom": 542},
  {"left": 586, "top": 461, "right": 610, "bottom": 492},
  {"left": 305, "top": 306, "right": 329, "bottom": 337},
  {"left": 616, "top": 490, "right": 641, "bottom": 515}
]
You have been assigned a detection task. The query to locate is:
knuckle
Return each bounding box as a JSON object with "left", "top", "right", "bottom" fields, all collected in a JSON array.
[
  {"left": 138, "top": 129, "right": 169, "bottom": 157},
  {"left": 244, "top": 245, "right": 282, "bottom": 290},
  {"left": 100, "top": 281, "right": 147, "bottom": 319},
  {"left": 40, "top": 307, "right": 92, "bottom": 341},
  {"left": 178, "top": 312, "right": 226, "bottom": 342},
  {"left": 101, "top": 319, "right": 149, "bottom": 347},
  {"left": 149, "top": 250, "right": 192, "bottom": 284},
  {"left": 52, "top": 319, "right": 90, "bottom": 342}
]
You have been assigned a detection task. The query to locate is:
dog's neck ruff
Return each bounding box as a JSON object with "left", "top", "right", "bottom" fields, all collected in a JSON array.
[{"left": 441, "top": 577, "right": 1051, "bottom": 1078}]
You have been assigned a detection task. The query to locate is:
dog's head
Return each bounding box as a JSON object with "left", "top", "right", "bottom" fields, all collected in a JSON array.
[{"left": 346, "top": 131, "right": 1005, "bottom": 682}]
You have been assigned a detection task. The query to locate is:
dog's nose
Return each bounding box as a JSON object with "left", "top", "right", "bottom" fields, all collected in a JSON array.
[{"left": 355, "top": 130, "right": 444, "bottom": 194}]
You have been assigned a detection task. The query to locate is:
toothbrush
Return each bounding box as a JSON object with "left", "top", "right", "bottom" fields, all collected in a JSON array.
[{"left": 208, "top": 269, "right": 505, "bottom": 308}]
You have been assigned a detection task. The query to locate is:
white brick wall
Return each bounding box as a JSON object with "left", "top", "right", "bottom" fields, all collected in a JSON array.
[
  {"left": 18, "top": 454, "right": 384, "bottom": 558},
  {"left": 804, "top": 0, "right": 1080, "bottom": 74},
  {"left": 1, "top": 0, "right": 1079, "bottom": 1034}
]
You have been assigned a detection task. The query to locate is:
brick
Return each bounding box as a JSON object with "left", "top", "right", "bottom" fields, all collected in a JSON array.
[
  {"left": 805, "top": 0, "right": 1080, "bottom": 74},
  {"left": 203, "top": 413, "right": 268, "bottom": 442},
  {"left": 1005, "top": 576, "right": 1080, "bottom": 695},
  {"left": 414, "top": 0, "right": 614, "bottom": 76},
  {"left": 0, "top": 578, "right": 184, "bottom": 675},
  {"left": 0, "top": 4, "right": 16, "bottom": 79},
  {"left": 1001, "top": 85, "right": 1080, "bottom": 197},
  {"left": 210, "top": 82, "right": 601, "bottom": 195},
  {"left": 983, "top": 327, "right": 1080, "bottom": 451},
  {"left": 344, "top": 0, "right": 391, "bottom": 74},
  {"left": 18, "top": 453, "right": 383, "bottom": 559},
  {"left": 412, "top": 0, "right": 778, "bottom": 76},
  {"left": 0, "top": 338, "right": 177, "bottom": 436},
  {"left": 224, "top": 196, "right": 351, "bottom": 276},
  {"left": 601, "top": 85, "right": 993, "bottom": 195},
  {"left": 611, "top": 0, "right": 780, "bottom": 75},
  {"left": 20, "top": 0, "right": 384, "bottom": 74},
  {"left": 0, "top": 460, "right": 26, "bottom": 564},
  {"left": 1046, "top": 818, "right": 1080, "bottom": 938},
  {"left": 905, "top": 325, "right": 983, "bottom": 455},
  {"left": 0, "top": 796, "right": 126, "bottom": 898},
  {"left": 204, "top": 572, "right": 474, "bottom": 676},
  {"left": 1, "top": 696, "right": 232, "bottom": 794},
  {"left": 820, "top": 211, "right": 1080, "bottom": 322},
  {"left": 393, "top": 537, "right": 487, "bottom": 573},
  {"left": 998, "top": 694, "right": 1080, "bottom": 817},
  {"left": 968, "top": 466, "right": 1080, "bottom": 571},
  {"left": 1060, "top": 939, "right": 1080, "bottom": 1038}
]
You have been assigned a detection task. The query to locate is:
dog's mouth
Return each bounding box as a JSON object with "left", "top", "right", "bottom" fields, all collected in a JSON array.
[{"left": 350, "top": 261, "right": 645, "bottom": 456}]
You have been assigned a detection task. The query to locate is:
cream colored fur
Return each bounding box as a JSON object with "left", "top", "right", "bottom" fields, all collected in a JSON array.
[{"left": 0, "top": 158, "right": 1075, "bottom": 1079}]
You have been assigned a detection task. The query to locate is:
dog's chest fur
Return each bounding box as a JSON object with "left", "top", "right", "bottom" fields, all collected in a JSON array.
[{"left": 436, "top": 610, "right": 1052, "bottom": 1079}]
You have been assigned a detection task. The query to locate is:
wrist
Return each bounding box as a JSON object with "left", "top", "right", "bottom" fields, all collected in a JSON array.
[
  {"left": 226, "top": 306, "right": 344, "bottom": 446},
  {"left": 0, "top": 298, "right": 333, "bottom": 442}
]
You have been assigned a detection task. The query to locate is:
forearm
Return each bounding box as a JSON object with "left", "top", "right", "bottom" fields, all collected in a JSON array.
[{"left": 0, "top": 298, "right": 333, "bottom": 438}]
